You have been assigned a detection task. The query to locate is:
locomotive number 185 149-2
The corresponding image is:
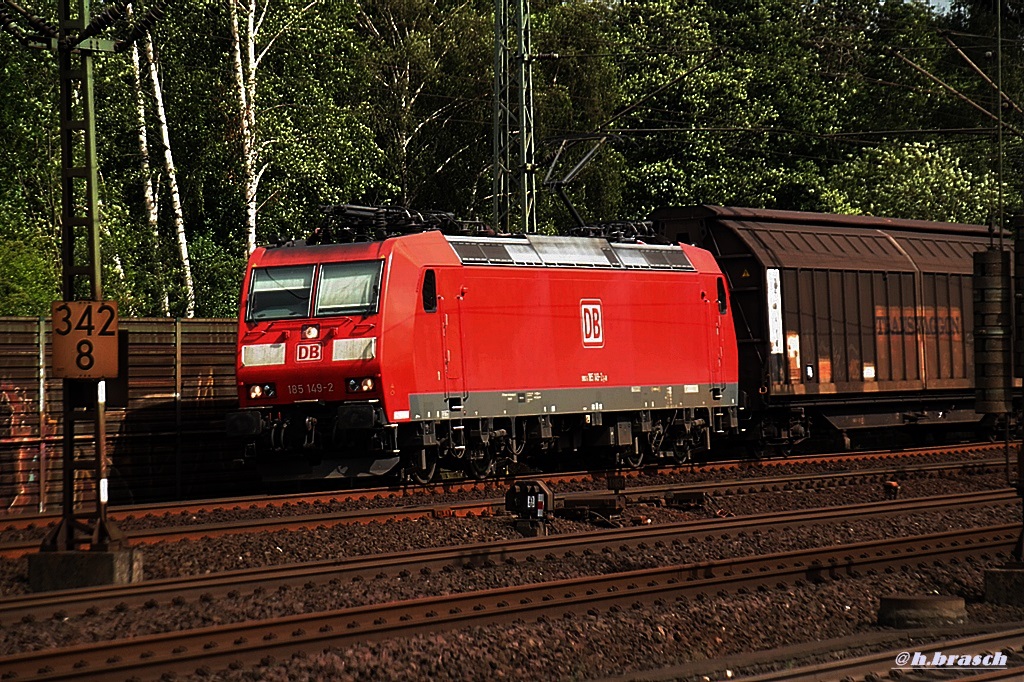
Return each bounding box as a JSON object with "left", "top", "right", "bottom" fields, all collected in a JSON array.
[{"left": 287, "top": 383, "right": 335, "bottom": 396}]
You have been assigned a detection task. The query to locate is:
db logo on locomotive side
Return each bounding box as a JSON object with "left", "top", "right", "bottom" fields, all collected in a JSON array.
[
  {"left": 580, "top": 299, "right": 604, "bottom": 348},
  {"left": 296, "top": 342, "right": 322, "bottom": 362}
]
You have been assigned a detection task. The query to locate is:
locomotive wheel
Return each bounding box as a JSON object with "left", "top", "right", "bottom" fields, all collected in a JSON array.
[
  {"left": 619, "top": 446, "right": 644, "bottom": 469},
  {"left": 464, "top": 442, "right": 495, "bottom": 480},
  {"left": 672, "top": 442, "right": 693, "bottom": 465},
  {"left": 406, "top": 446, "right": 438, "bottom": 485}
]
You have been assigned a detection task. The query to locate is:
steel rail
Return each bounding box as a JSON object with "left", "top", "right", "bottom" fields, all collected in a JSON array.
[
  {"left": 0, "top": 523, "right": 1017, "bottom": 681},
  {"left": 0, "top": 461, "right": 1011, "bottom": 558},
  {"left": 591, "top": 623, "right": 1024, "bottom": 682},
  {"left": 1, "top": 454, "right": 1006, "bottom": 534},
  {"left": 0, "top": 440, "right": 1005, "bottom": 530}
]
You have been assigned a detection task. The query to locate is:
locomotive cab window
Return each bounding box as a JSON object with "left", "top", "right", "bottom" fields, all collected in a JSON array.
[
  {"left": 716, "top": 277, "right": 728, "bottom": 315},
  {"left": 248, "top": 265, "right": 314, "bottom": 320},
  {"left": 315, "top": 260, "right": 383, "bottom": 317},
  {"left": 422, "top": 269, "right": 437, "bottom": 312}
]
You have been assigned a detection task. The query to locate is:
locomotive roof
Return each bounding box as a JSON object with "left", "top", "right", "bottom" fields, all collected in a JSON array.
[
  {"left": 650, "top": 205, "right": 1003, "bottom": 275},
  {"left": 255, "top": 232, "right": 702, "bottom": 272}
]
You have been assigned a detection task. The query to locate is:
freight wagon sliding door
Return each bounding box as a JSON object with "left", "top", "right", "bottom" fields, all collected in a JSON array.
[
  {"left": 871, "top": 271, "right": 924, "bottom": 390},
  {"left": 918, "top": 271, "right": 969, "bottom": 388},
  {"left": 778, "top": 268, "right": 925, "bottom": 394}
]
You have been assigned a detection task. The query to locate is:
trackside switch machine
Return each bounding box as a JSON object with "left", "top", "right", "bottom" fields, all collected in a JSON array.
[{"left": 506, "top": 481, "right": 554, "bottom": 536}]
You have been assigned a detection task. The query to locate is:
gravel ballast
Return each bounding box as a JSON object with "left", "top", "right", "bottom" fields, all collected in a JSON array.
[{"left": 0, "top": 469, "right": 1021, "bottom": 681}]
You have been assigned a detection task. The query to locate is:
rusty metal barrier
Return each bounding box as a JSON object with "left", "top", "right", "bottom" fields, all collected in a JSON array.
[{"left": 0, "top": 317, "right": 251, "bottom": 516}]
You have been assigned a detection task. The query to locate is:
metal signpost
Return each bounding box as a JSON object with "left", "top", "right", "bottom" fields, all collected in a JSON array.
[
  {"left": 1, "top": 1, "right": 163, "bottom": 582},
  {"left": 48, "top": 300, "right": 121, "bottom": 551}
]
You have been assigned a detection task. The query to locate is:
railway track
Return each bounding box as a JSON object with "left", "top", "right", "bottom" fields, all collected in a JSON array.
[
  {"left": 0, "top": 441, "right": 1007, "bottom": 534},
  {"left": 1, "top": 488, "right": 1015, "bottom": 624},
  {"left": 1, "top": 522, "right": 1017, "bottom": 681},
  {"left": 0, "top": 457, "right": 1011, "bottom": 558}
]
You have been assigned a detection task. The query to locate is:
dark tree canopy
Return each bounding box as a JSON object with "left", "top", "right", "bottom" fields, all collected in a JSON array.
[{"left": 1, "top": 0, "right": 1019, "bottom": 315}]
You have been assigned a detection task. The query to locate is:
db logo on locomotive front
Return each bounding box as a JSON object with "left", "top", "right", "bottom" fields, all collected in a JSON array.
[
  {"left": 296, "top": 342, "right": 322, "bottom": 362},
  {"left": 581, "top": 299, "right": 604, "bottom": 348}
]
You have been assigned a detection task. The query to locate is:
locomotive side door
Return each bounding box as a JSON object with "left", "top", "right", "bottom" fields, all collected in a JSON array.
[
  {"left": 438, "top": 278, "right": 466, "bottom": 407},
  {"left": 706, "top": 277, "right": 728, "bottom": 399}
]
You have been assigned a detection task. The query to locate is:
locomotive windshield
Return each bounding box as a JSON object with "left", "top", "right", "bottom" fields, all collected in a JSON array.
[
  {"left": 248, "top": 265, "right": 315, "bottom": 320},
  {"left": 247, "top": 260, "right": 383, "bottom": 321},
  {"left": 315, "top": 261, "right": 383, "bottom": 316}
]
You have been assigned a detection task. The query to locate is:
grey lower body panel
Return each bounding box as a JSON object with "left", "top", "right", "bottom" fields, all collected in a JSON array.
[{"left": 407, "top": 383, "right": 739, "bottom": 422}]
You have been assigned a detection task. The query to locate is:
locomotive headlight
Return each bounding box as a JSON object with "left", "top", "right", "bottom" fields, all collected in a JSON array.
[
  {"left": 248, "top": 383, "right": 276, "bottom": 400},
  {"left": 347, "top": 377, "right": 376, "bottom": 393},
  {"left": 302, "top": 323, "right": 320, "bottom": 340}
]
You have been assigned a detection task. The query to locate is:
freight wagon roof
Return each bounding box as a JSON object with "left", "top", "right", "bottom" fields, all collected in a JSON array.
[{"left": 650, "top": 205, "right": 1001, "bottom": 275}]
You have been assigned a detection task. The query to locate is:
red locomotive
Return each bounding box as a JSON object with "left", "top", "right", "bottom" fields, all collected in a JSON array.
[{"left": 226, "top": 207, "right": 740, "bottom": 481}]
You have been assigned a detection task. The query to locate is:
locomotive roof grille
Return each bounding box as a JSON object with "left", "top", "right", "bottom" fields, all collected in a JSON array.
[{"left": 447, "top": 235, "right": 695, "bottom": 271}]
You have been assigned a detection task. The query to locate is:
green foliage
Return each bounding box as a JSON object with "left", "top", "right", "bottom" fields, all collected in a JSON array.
[
  {"left": 351, "top": 0, "right": 493, "bottom": 214},
  {"left": 0, "top": 241, "right": 60, "bottom": 316},
  {"left": 531, "top": 0, "right": 633, "bottom": 227},
  {"left": 2, "top": 0, "right": 1023, "bottom": 317},
  {"left": 187, "top": 232, "right": 246, "bottom": 318},
  {"left": 243, "top": 0, "right": 389, "bottom": 240},
  {"left": 820, "top": 140, "right": 1009, "bottom": 223}
]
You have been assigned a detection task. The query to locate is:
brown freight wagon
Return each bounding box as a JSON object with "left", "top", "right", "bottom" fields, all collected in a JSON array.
[{"left": 650, "top": 205, "right": 1010, "bottom": 451}]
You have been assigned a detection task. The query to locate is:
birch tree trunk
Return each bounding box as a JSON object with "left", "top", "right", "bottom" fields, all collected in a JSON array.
[
  {"left": 144, "top": 33, "right": 196, "bottom": 318},
  {"left": 230, "top": 0, "right": 319, "bottom": 254},
  {"left": 230, "top": 0, "right": 260, "bottom": 254},
  {"left": 128, "top": 6, "right": 170, "bottom": 316}
]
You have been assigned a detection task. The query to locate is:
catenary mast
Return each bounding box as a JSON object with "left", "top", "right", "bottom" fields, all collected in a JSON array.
[{"left": 493, "top": 0, "right": 537, "bottom": 233}]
